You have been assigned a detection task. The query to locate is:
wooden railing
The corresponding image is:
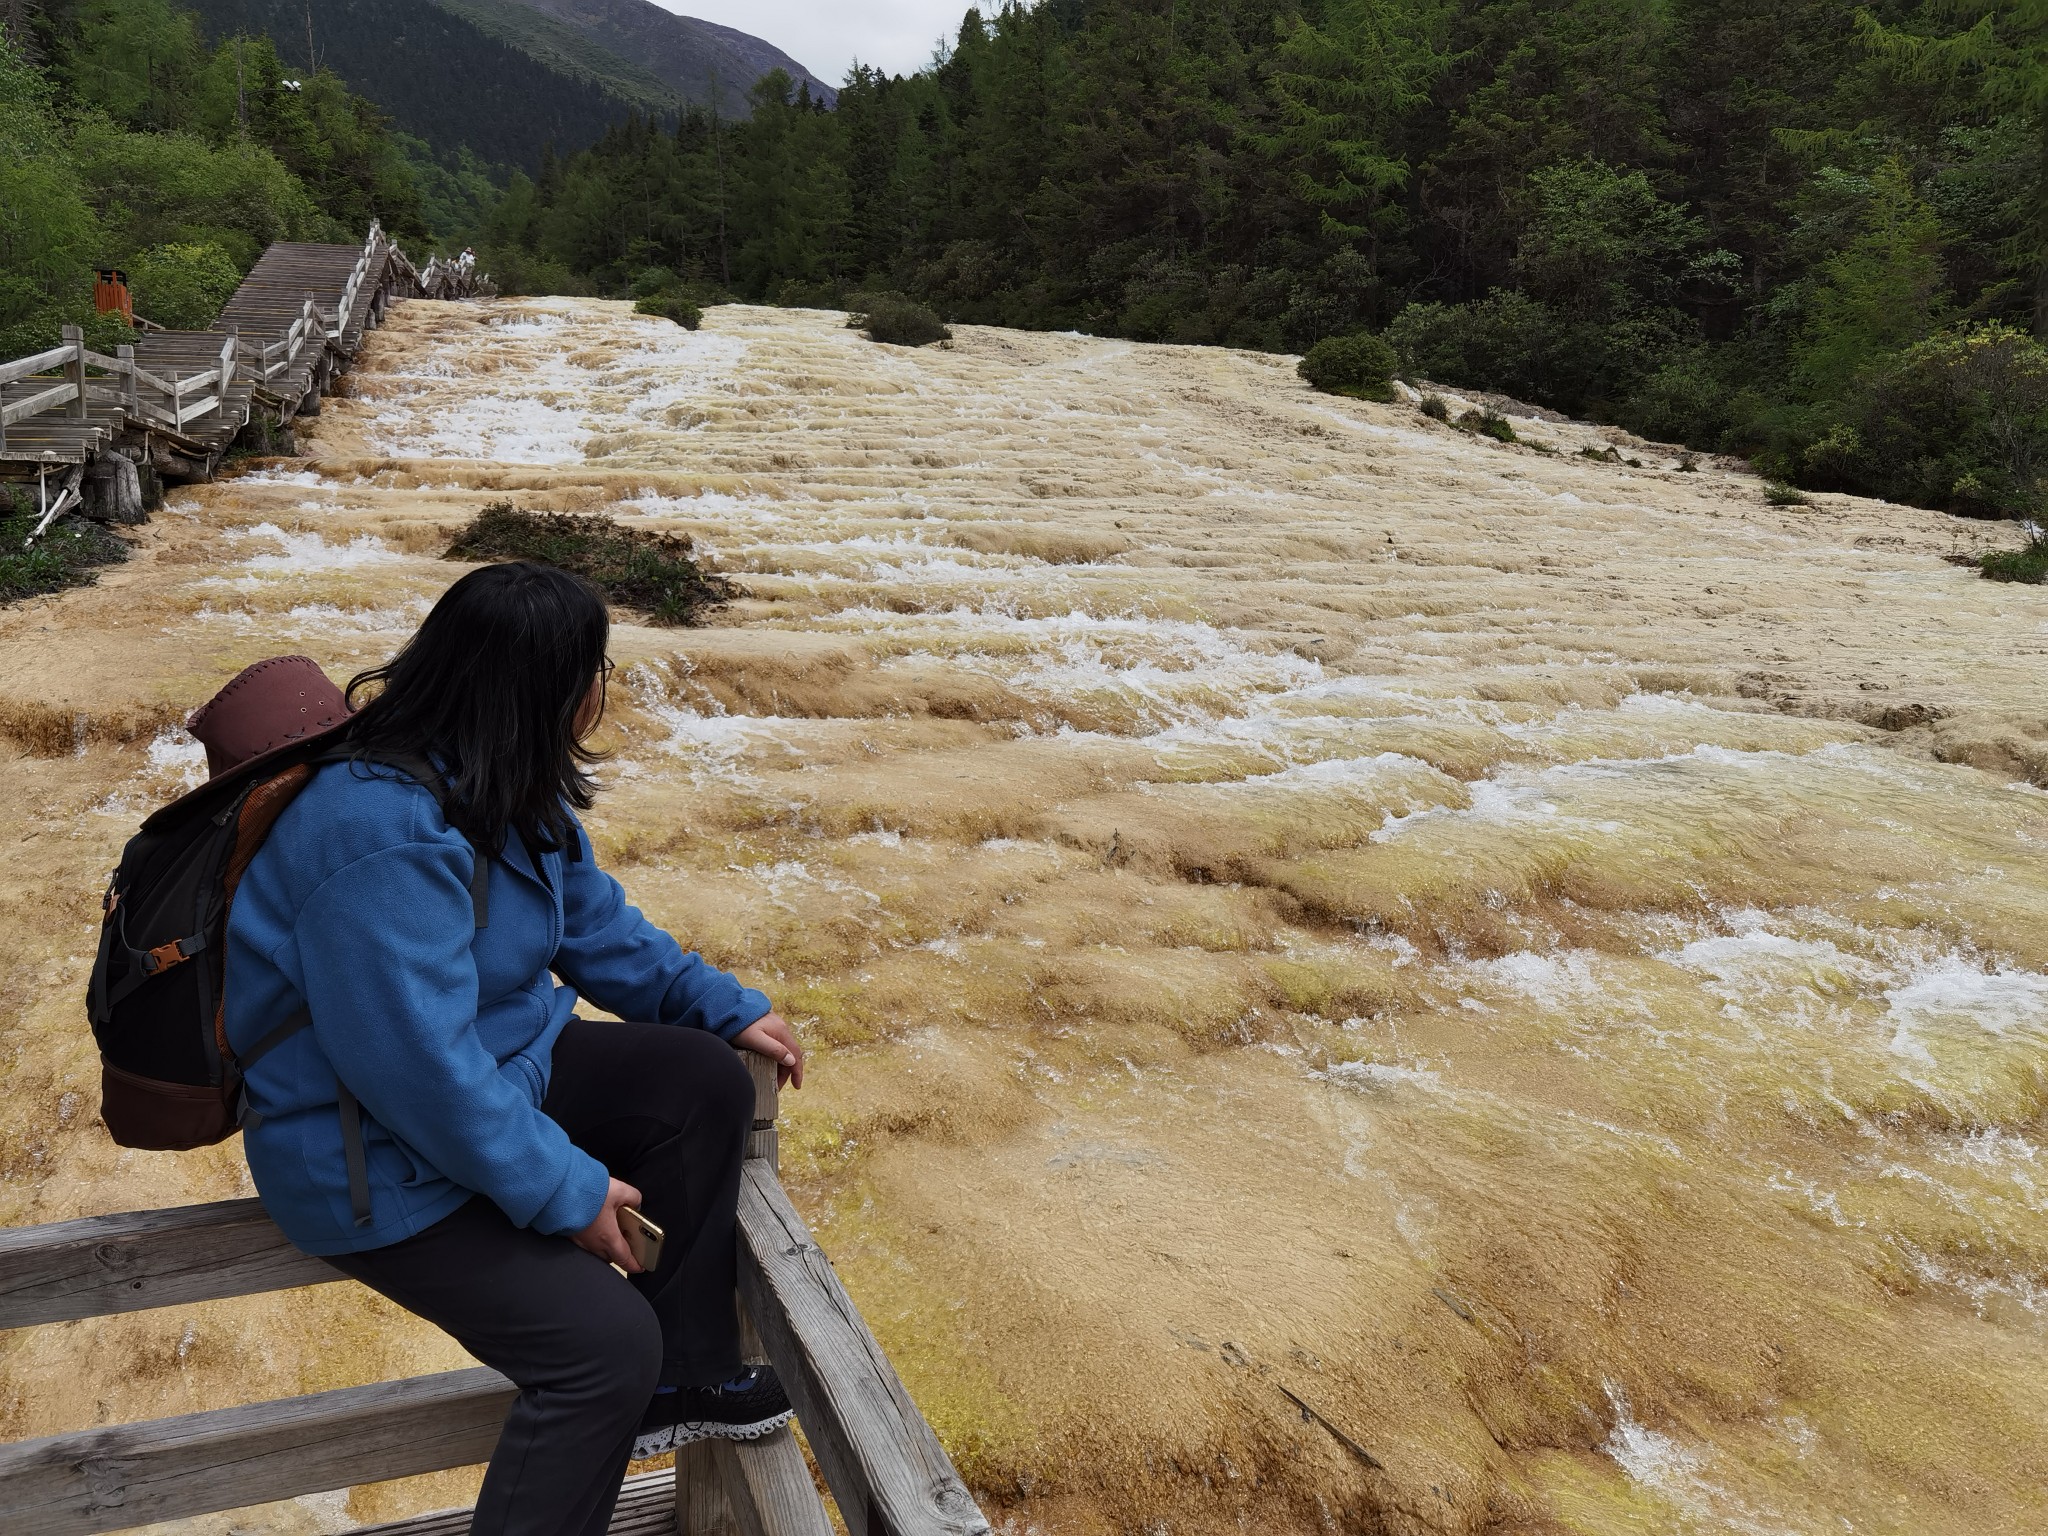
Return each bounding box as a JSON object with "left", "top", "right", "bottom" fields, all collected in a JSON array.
[
  {"left": 255, "top": 297, "right": 327, "bottom": 386},
  {"left": 0, "top": 220, "right": 404, "bottom": 477},
  {"left": 0, "top": 324, "right": 241, "bottom": 453},
  {"left": 332, "top": 221, "right": 385, "bottom": 342},
  {"left": 0, "top": 1050, "right": 989, "bottom": 1536}
]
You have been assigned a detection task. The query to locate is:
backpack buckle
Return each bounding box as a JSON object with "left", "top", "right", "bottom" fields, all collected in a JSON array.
[{"left": 142, "top": 934, "right": 206, "bottom": 975}]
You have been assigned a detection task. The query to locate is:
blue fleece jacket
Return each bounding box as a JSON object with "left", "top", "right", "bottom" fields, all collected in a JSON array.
[{"left": 223, "top": 759, "right": 773, "bottom": 1256}]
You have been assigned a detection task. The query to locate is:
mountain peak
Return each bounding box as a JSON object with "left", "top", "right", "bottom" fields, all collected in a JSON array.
[{"left": 498, "top": 0, "right": 837, "bottom": 111}]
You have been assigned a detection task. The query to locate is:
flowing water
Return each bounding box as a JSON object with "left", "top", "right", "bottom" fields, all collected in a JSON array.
[{"left": 2, "top": 299, "right": 2046, "bottom": 1534}]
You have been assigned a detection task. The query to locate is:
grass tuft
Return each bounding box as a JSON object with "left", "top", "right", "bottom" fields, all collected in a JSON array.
[
  {"left": 1418, "top": 393, "right": 1450, "bottom": 421},
  {"left": 1457, "top": 408, "right": 1516, "bottom": 443},
  {"left": 1764, "top": 483, "right": 1810, "bottom": 506},
  {"left": 445, "top": 502, "right": 736, "bottom": 624}
]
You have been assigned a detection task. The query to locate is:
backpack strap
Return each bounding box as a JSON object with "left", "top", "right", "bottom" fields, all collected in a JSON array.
[{"left": 335, "top": 1086, "right": 374, "bottom": 1228}]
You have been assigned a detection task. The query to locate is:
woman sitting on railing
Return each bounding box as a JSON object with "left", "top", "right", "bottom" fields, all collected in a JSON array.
[{"left": 220, "top": 562, "right": 804, "bottom": 1536}]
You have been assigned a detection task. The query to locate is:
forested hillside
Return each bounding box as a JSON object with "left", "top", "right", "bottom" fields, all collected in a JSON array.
[
  {"left": 0, "top": 0, "right": 428, "bottom": 353},
  {"left": 178, "top": 0, "right": 833, "bottom": 169},
  {"left": 485, "top": 0, "right": 2048, "bottom": 517},
  {"left": 176, "top": 0, "right": 671, "bottom": 173}
]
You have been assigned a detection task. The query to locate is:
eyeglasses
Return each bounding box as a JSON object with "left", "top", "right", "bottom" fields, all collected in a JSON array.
[{"left": 598, "top": 657, "right": 616, "bottom": 687}]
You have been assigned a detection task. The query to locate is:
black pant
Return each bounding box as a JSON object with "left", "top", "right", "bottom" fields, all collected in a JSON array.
[{"left": 322, "top": 1020, "right": 754, "bottom": 1536}]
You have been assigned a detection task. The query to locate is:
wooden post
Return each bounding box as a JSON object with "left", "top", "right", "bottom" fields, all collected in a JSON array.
[
  {"left": 677, "top": 1050, "right": 791, "bottom": 1535},
  {"left": 217, "top": 325, "right": 237, "bottom": 419},
  {"left": 743, "top": 1051, "right": 780, "bottom": 1169},
  {"left": 171, "top": 372, "right": 184, "bottom": 429},
  {"left": 676, "top": 1441, "right": 740, "bottom": 1536},
  {"left": 61, "top": 325, "right": 85, "bottom": 419},
  {"left": 118, "top": 345, "right": 138, "bottom": 418}
]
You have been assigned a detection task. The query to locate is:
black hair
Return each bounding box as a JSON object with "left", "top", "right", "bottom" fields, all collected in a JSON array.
[{"left": 345, "top": 561, "right": 609, "bottom": 856}]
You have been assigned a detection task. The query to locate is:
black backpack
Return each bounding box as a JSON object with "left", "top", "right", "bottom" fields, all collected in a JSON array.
[{"left": 86, "top": 743, "right": 486, "bottom": 1222}]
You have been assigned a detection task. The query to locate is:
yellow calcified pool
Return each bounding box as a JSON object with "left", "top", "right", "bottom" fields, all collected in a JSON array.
[{"left": 2, "top": 299, "right": 2045, "bottom": 1534}]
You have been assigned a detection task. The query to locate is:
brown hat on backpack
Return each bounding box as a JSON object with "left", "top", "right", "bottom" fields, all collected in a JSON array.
[{"left": 185, "top": 655, "right": 354, "bottom": 779}]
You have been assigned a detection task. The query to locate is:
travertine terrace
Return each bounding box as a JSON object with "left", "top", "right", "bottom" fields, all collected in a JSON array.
[{"left": 3, "top": 300, "right": 2046, "bottom": 1534}]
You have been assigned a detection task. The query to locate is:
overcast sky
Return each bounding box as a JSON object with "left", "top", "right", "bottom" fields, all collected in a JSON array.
[{"left": 663, "top": 1, "right": 971, "bottom": 86}]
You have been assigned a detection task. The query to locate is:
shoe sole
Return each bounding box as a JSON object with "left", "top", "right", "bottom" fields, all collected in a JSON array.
[
  {"left": 671, "top": 1408, "right": 794, "bottom": 1447},
  {"left": 631, "top": 1426, "right": 675, "bottom": 1461}
]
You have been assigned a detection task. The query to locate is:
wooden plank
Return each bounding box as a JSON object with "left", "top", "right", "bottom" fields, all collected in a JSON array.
[
  {"left": 736, "top": 1164, "right": 988, "bottom": 1536},
  {"left": 1, "top": 383, "right": 78, "bottom": 427},
  {"left": 0, "top": 347, "right": 75, "bottom": 387},
  {"left": 359, "top": 1467, "right": 678, "bottom": 1535},
  {"left": 716, "top": 1431, "right": 835, "bottom": 1536},
  {"left": 0, "top": 1366, "right": 514, "bottom": 1536},
  {"left": 676, "top": 1440, "right": 739, "bottom": 1536},
  {"left": 0, "top": 1198, "right": 341, "bottom": 1330}
]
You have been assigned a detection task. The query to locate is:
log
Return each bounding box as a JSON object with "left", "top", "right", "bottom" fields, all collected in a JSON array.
[
  {"left": 736, "top": 1164, "right": 987, "bottom": 1536},
  {"left": 0, "top": 1198, "right": 340, "bottom": 1330},
  {"left": 0, "top": 1366, "right": 513, "bottom": 1536}
]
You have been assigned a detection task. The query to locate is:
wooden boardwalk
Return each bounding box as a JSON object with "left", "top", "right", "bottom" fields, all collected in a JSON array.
[{"left": 0, "top": 222, "right": 415, "bottom": 493}]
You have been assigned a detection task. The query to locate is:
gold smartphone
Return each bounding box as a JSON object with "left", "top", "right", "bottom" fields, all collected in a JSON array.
[{"left": 617, "top": 1205, "right": 665, "bottom": 1273}]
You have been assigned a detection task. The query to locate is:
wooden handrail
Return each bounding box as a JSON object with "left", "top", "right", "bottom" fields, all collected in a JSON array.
[
  {"left": 0, "top": 383, "right": 79, "bottom": 429},
  {"left": 0, "top": 1042, "right": 989, "bottom": 1536},
  {"left": 738, "top": 1165, "right": 990, "bottom": 1536},
  {"left": 0, "top": 1199, "right": 336, "bottom": 1329},
  {"left": 0, "top": 345, "right": 75, "bottom": 388},
  {"left": 0, "top": 1367, "right": 514, "bottom": 1536}
]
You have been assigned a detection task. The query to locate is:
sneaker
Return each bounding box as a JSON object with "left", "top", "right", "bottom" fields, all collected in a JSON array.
[{"left": 631, "top": 1365, "right": 792, "bottom": 1458}]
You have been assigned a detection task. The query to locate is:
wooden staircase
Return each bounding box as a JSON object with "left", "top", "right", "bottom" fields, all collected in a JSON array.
[{"left": 0, "top": 222, "right": 415, "bottom": 489}]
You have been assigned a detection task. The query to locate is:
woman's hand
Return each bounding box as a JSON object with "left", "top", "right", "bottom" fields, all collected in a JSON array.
[
  {"left": 736, "top": 1011, "right": 804, "bottom": 1089},
  {"left": 572, "top": 1177, "right": 645, "bottom": 1272}
]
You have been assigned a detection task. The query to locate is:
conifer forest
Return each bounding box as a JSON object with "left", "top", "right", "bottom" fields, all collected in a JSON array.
[{"left": 8, "top": 0, "right": 2048, "bottom": 515}]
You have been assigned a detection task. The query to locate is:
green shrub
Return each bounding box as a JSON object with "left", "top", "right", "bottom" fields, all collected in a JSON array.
[
  {"left": 1580, "top": 444, "right": 1622, "bottom": 463},
  {"left": 847, "top": 292, "right": 950, "bottom": 347},
  {"left": 1457, "top": 409, "right": 1516, "bottom": 442},
  {"left": 1764, "top": 483, "right": 1809, "bottom": 506},
  {"left": 1418, "top": 393, "right": 1449, "bottom": 421},
  {"left": 1298, "top": 331, "right": 1398, "bottom": 400},
  {"left": 1982, "top": 534, "right": 2048, "bottom": 583},
  {"left": 445, "top": 503, "right": 734, "bottom": 625},
  {"left": 126, "top": 241, "right": 241, "bottom": 330},
  {"left": 1387, "top": 291, "right": 1558, "bottom": 405},
  {"left": 1618, "top": 346, "right": 1741, "bottom": 451},
  {"left": 634, "top": 291, "right": 702, "bottom": 330},
  {"left": 630, "top": 266, "right": 679, "bottom": 299},
  {"left": 0, "top": 497, "right": 130, "bottom": 605}
]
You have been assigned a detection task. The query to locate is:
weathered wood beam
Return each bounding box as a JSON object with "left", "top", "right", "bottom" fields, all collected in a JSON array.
[
  {"left": 0, "top": 1366, "right": 513, "bottom": 1536},
  {"left": 0, "top": 1198, "right": 340, "bottom": 1330},
  {"left": 716, "top": 1430, "right": 835, "bottom": 1536},
  {"left": 0, "top": 346, "right": 75, "bottom": 387},
  {"left": 736, "top": 1164, "right": 988, "bottom": 1536},
  {"left": 1, "top": 384, "right": 79, "bottom": 428}
]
